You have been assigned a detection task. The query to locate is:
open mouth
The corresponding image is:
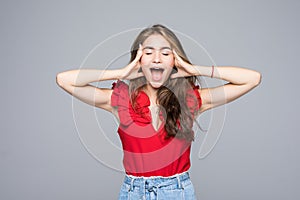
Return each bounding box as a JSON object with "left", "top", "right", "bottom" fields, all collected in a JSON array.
[{"left": 150, "top": 67, "right": 165, "bottom": 81}]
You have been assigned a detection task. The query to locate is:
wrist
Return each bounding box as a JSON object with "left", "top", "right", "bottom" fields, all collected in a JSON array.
[
  {"left": 193, "top": 65, "right": 214, "bottom": 77},
  {"left": 115, "top": 69, "right": 126, "bottom": 80},
  {"left": 189, "top": 65, "right": 202, "bottom": 76}
]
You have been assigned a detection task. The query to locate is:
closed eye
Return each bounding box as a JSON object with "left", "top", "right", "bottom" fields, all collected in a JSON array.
[
  {"left": 143, "top": 49, "right": 153, "bottom": 55},
  {"left": 161, "top": 51, "right": 172, "bottom": 56}
]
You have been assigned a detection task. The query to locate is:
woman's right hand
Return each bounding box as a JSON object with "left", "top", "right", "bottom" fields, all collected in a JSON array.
[{"left": 120, "top": 44, "right": 144, "bottom": 80}]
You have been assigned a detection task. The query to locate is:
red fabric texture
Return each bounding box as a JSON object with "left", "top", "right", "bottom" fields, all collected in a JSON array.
[{"left": 111, "top": 80, "right": 202, "bottom": 177}]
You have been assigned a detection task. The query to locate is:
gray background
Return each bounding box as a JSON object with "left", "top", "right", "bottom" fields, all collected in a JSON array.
[{"left": 1, "top": 0, "right": 299, "bottom": 199}]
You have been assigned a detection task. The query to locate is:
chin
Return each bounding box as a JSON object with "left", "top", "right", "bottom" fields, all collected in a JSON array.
[{"left": 149, "top": 81, "right": 164, "bottom": 89}]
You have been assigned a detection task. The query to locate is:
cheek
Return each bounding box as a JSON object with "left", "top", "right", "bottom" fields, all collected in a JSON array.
[
  {"left": 166, "top": 56, "right": 175, "bottom": 67},
  {"left": 140, "top": 56, "right": 151, "bottom": 66},
  {"left": 165, "top": 58, "right": 175, "bottom": 74}
]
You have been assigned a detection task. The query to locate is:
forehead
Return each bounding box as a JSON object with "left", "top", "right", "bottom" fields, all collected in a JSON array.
[{"left": 143, "top": 34, "right": 171, "bottom": 48}]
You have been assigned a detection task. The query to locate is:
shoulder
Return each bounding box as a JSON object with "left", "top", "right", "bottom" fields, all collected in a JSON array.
[
  {"left": 112, "top": 80, "right": 129, "bottom": 91},
  {"left": 111, "top": 80, "right": 130, "bottom": 107},
  {"left": 186, "top": 84, "right": 202, "bottom": 113}
]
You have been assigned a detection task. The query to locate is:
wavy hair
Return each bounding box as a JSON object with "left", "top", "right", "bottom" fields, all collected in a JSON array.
[{"left": 129, "top": 24, "right": 200, "bottom": 141}]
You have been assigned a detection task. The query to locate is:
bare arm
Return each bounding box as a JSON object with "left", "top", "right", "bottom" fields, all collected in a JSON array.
[
  {"left": 56, "top": 69, "right": 124, "bottom": 112},
  {"left": 172, "top": 50, "right": 262, "bottom": 113},
  {"left": 56, "top": 45, "right": 144, "bottom": 112},
  {"left": 195, "top": 66, "right": 262, "bottom": 113}
]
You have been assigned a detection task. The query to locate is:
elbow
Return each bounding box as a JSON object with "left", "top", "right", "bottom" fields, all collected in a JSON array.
[
  {"left": 255, "top": 71, "right": 262, "bottom": 86},
  {"left": 56, "top": 72, "right": 66, "bottom": 88},
  {"left": 251, "top": 71, "right": 262, "bottom": 87}
]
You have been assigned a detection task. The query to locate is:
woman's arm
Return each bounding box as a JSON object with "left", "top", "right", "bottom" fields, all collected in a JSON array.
[
  {"left": 194, "top": 66, "right": 261, "bottom": 113},
  {"left": 172, "top": 50, "right": 262, "bottom": 113},
  {"left": 56, "top": 69, "right": 123, "bottom": 112},
  {"left": 56, "top": 45, "right": 144, "bottom": 112}
]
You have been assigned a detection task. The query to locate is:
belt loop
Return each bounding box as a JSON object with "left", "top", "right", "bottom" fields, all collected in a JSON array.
[
  {"left": 176, "top": 175, "right": 183, "bottom": 189},
  {"left": 129, "top": 177, "right": 135, "bottom": 192},
  {"left": 143, "top": 179, "right": 146, "bottom": 198}
]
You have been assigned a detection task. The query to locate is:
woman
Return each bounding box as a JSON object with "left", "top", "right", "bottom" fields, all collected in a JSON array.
[{"left": 56, "top": 24, "right": 261, "bottom": 199}]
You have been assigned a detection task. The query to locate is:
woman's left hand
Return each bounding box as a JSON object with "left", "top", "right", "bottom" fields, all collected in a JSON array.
[{"left": 170, "top": 50, "right": 197, "bottom": 78}]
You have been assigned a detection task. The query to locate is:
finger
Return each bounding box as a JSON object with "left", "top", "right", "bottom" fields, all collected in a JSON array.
[
  {"left": 137, "top": 71, "right": 145, "bottom": 78},
  {"left": 170, "top": 73, "right": 178, "bottom": 79},
  {"left": 134, "top": 44, "right": 143, "bottom": 61},
  {"left": 128, "top": 70, "right": 144, "bottom": 80},
  {"left": 172, "top": 50, "right": 182, "bottom": 67},
  {"left": 172, "top": 49, "right": 181, "bottom": 60},
  {"left": 170, "top": 71, "right": 189, "bottom": 79}
]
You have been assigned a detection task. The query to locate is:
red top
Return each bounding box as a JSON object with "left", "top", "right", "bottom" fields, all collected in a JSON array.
[{"left": 111, "top": 80, "right": 202, "bottom": 177}]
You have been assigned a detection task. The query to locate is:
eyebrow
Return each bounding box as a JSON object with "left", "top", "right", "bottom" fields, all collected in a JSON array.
[{"left": 143, "top": 46, "right": 172, "bottom": 50}]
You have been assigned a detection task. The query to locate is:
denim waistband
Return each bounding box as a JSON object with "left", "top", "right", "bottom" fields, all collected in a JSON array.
[{"left": 124, "top": 171, "right": 190, "bottom": 189}]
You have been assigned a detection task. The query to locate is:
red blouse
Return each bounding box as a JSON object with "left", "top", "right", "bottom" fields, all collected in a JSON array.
[{"left": 111, "top": 80, "right": 202, "bottom": 177}]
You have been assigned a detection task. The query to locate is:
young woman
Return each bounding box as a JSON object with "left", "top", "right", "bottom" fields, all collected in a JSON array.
[{"left": 56, "top": 24, "right": 261, "bottom": 200}]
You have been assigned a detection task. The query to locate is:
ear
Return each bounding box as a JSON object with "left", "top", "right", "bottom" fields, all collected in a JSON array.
[{"left": 138, "top": 67, "right": 142, "bottom": 73}]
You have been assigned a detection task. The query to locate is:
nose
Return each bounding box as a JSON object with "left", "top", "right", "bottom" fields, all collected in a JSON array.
[{"left": 153, "top": 51, "right": 161, "bottom": 63}]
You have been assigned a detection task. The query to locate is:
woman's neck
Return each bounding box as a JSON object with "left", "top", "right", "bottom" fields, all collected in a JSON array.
[{"left": 144, "top": 84, "right": 158, "bottom": 105}]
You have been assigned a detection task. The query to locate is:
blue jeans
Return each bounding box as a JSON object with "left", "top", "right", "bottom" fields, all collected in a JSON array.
[{"left": 118, "top": 171, "right": 197, "bottom": 200}]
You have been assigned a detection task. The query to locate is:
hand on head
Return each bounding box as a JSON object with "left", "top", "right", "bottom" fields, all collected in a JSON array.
[
  {"left": 170, "top": 50, "right": 194, "bottom": 79},
  {"left": 121, "top": 44, "right": 145, "bottom": 80}
]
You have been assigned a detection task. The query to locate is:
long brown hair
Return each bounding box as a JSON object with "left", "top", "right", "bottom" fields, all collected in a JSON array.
[{"left": 129, "top": 24, "right": 200, "bottom": 141}]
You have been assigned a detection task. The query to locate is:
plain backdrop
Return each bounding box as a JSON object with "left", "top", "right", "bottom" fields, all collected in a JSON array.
[{"left": 1, "top": 0, "right": 299, "bottom": 199}]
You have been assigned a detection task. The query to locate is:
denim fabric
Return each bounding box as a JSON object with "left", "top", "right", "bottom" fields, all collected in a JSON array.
[{"left": 118, "top": 172, "right": 197, "bottom": 200}]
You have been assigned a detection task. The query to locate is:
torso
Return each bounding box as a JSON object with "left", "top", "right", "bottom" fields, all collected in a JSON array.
[{"left": 110, "top": 80, "right": 202, "bottom": 177}]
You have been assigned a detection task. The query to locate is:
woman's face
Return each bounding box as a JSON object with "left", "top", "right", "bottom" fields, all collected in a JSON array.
[{"left": 140, "top": 34, "right": 175, "bottom": 88}]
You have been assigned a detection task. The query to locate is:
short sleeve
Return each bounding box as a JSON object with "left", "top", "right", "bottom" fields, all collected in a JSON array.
[
  {"left": 111, "top": 80, "right": 151, "bottom": 126},
  {"left": 192, "top": 85, "right": 202, "bottom": 109},
  {"left": 111, "top": 80, "right": 133, "bottom": 126},
  {"left": 111, "top": 80, "right": 130, "bottom": 107},
  {"left": 186, "top": 84, "right": 202, "bottom": 116}
]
